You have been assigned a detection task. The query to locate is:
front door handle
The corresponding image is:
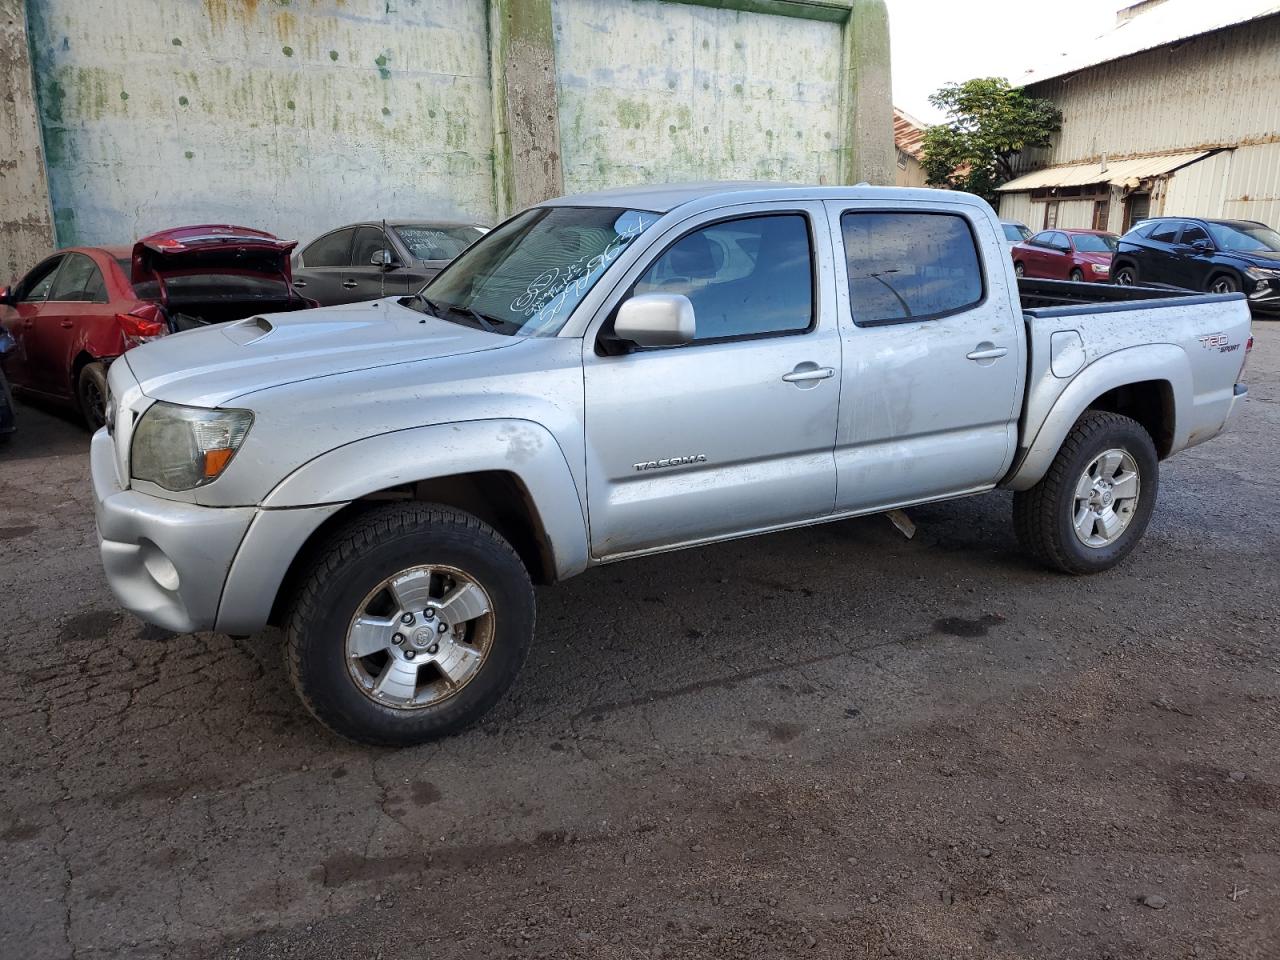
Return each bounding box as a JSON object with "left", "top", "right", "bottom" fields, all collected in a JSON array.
[
  {"left": 782, "top": 364, "right": 835, "bottom": 384},
  {"left": 341, "top": 279, "right": 359, "bottom": 289},
  {"left": 966, "top": 345, "right": 1009, "bottom": 362},
  {"left": 60, "top": 320, "right": 73, "bottom": 328},
  {"left": 292, "top": 279, "right": 307, "bottom": 288}
]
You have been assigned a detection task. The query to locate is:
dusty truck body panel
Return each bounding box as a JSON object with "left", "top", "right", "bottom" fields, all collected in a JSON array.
[{"left": 90, "top": 183, "right": 1252, "bottom": 743}]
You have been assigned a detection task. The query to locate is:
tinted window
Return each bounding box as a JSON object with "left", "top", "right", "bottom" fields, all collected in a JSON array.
[
  {"left": 1206, "top": 222, "right": 1280, "bottom": 253},
  {"left": 1028, "top": 231, "right": 1053, "bottom": 247},
  {"left": 1149, "top": 221, "right": 1180, "bottom": 244},
  {"left": 840, "top": 211, "right": 983, "bottom": 325},
  {"left": 1179, "top": 224, "right": 1211, "bottom": 246},
  {"left": 1073, "top": 233, "right": 1118, "bottom": 253},
  {"left": 1002, "top": 223, "right": 1031, "bottom": 242},
  {"left": 302, "top": 228, "right": 355, "bottom": 267},
  {"left": 633, "top": 214, "right": 813, "bottom": 341},
  {"left": 18, "top": 257, "right": 64, "bottom": 302},
  {"left": 351, "top": 226, "right": 392, "bottom": 266},
  {"left": 1046, "top": 232, "right": 1069, "bottom": 250},
  {"left": 395, "top": 225, "right": 484, "bottom": 261},
  {"left": 49, "top": 254, "right": 102, "bottom": 302}
]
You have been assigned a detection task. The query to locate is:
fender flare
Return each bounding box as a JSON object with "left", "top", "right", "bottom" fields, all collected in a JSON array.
[
  {"left": 261, "top": 418, "right": 590, "bottom": 579},
  {"left": 1005, "top": 344, "right": 1191, "bottom": 491}
]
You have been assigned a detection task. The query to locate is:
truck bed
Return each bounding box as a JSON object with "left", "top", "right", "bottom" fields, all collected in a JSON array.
[{"left": 1018, "top": 277, "right": 1211, "bottom": 311}]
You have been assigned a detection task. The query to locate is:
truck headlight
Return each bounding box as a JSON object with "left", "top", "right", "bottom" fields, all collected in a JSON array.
[{"left": 131, "top": 402, "right": 253, "bottom": 491}]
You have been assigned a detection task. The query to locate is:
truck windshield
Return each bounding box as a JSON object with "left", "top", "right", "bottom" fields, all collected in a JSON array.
[
  {"left": 1207, "top": 222, "right": 1280, "bottom": 253},
  {"left": 412, "top": 206, "right": 660, "bottom": 336}
]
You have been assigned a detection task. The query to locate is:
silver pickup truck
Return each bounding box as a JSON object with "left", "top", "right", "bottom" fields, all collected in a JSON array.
[{"left": 91, "top": 184, "right": 1253, "bottom": 745}]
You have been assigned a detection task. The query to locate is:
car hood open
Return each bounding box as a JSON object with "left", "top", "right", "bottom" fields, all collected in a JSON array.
[{"left": 123, "top": 297, "right": 518, "bottom": 408}]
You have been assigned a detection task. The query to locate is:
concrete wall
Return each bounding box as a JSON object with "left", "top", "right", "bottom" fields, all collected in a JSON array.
[
  {"left": 553, "top": 0, "right": 844, "bottom": 193},
  {"left": 25, "top": 0, "right": 496, "bottom": 248},
  {"left": 0, "top": 0, "right": 54, "bottom": 283},
  {"left": 8, "top": 0, "right": 892, "bottom": 262}
]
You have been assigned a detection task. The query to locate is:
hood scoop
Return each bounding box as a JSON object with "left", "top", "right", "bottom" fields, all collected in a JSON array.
[{"left": 222, "top": 316, "right": 274, "bottom": 345}]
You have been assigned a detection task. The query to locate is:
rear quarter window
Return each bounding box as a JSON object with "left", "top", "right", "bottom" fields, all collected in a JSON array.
[{"left": 840, "top": 211, "right": 984, "bottom": 325}]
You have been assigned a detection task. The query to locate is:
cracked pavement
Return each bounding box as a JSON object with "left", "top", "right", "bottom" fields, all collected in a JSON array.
[{"left": 2, "top": 327, "right": 1278, "bottom": 959}]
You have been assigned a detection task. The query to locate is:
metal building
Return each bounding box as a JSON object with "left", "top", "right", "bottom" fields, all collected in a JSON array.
[{"left": 997, "top": 0, "right": 1280, "bottom": 234}]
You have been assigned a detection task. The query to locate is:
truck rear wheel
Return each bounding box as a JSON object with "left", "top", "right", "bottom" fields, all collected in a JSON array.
[
  {"left": 1013, "top": 411, "right": 1159, "bottom": 575},
  {"left": 285, "top": 503, "right": 534, "bottom": 746}
]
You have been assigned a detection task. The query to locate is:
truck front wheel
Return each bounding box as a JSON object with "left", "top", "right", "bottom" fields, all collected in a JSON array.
[
  {"left": 1013, "top": 411, "right": 1159, "bottom": 575},
  {"left": 285, "top": 503, "right": 534, "bottom": 745}
]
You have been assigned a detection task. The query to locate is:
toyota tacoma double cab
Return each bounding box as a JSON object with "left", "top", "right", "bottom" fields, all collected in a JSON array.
[{"left": 91, "top": 184, "right": 1253, "bottom": 745}]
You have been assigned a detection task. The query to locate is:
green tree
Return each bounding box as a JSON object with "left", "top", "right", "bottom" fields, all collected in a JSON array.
[{"left": 921, "top": 77, "right": 1062, "bottom": 202}]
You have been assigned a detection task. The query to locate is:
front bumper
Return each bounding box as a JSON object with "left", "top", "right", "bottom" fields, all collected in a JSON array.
[
  {"left": 91, "top": 429, "right": 345, "bottom": 634},
  {"left": 92, "top": 428, "right": 255, "bottom": 632}
]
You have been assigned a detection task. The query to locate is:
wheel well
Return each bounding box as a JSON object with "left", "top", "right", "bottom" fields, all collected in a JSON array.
[
  {"left": 1206, "top": 269, "right": 1240, "bottom": 289},
  {"left": 268, "top": 471, "right": 557, "bottom": 626},
  {"left": 1087, "top": 380, "right": 1174, "bottom": 458},
  {"left": 71, "top": 351, "right": 95, "bottom": 392}
]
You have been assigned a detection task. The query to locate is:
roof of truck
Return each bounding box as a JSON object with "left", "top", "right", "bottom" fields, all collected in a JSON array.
[{"left": 543, "top": 182, "right": 979, "bottom": 214}]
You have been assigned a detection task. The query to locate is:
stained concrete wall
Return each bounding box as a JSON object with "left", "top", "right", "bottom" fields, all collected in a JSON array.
[
  {"left": 553, "top": 0, "right": 844, "bottom": 193},
  {"left": 0, "top": 0, "right": 55, "bottom": 283},
  {"left": 25, "top": 0, "right": 496, "bottom": 247},
  {"left": 10, "top": 0, "right": 891, "bottom": 255}
]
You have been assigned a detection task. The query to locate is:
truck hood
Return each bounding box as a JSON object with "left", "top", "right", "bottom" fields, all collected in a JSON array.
[{"left": 123, "top": 297, "right": 518, "bottom": 408}]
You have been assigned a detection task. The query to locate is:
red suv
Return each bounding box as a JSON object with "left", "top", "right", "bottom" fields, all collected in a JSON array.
[
  {"left": 1011, "top": 228, "right": 1119, "bottom": 283},
  {"left": 0, "top": 225, "right": 314, "bottom": 428}
]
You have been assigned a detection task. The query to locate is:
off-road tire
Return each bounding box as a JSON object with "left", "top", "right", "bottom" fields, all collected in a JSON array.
[
  {"left": 285, "top": 502, "right": 534, "bottom": 746},
  {"left": 1013, "top": 411, "right": 1159, "bottom": 575},
  {"left": 78, "top": 362, "right": 109, "bottom": 431}
]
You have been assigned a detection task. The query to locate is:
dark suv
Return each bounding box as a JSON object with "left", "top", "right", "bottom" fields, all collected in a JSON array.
[{"left": 1111, "top": 217, "right": 1280, "bottom": 314}]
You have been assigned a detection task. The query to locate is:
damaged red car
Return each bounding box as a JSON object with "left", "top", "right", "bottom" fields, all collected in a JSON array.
[{"left": 0, "top": 225, "right": 315, "bottom": 429}]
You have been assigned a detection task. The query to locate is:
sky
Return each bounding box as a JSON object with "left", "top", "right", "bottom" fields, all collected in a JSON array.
[{"left": 887, "top": 0, "right": 1125, "bottom": 123}]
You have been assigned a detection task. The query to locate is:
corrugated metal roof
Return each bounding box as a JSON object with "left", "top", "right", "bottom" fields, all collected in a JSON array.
[
  {"left": 996, "top": 151, "right": 1213, "bottom": 192},
  {"left": 1016, "top": 0, "right": 1280, "bottom": 86},
  {"left": 893, "top": 107, "right": 927, "bottom": 159}
]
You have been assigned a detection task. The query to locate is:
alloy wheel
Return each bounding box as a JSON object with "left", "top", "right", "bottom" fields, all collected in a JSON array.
[
  {"left": 1072, "top": 448, "right": 1140, "bottom": 548},
  {"left": 345, "top": 564, "right": 495, "bottom": 709}
]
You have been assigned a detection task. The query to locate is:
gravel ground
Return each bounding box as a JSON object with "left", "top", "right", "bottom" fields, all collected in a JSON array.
[{"left": 2, "top": 326, "right": 1277, "bottom": 960}]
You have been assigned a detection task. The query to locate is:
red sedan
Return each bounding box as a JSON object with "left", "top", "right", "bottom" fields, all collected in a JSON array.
[
  {"left": 1011, "top": 228, "right": 1119, "bottom": 283},
  {"left": 0, "top": 225, "right": 313, "bottom": 429}
]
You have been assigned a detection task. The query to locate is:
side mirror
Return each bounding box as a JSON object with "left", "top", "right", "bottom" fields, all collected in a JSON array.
[
  {"left": 371, "top": 249, "right": 399, "bottom": 269},
  {"left": 614, "top": 293, "right": 695, "bottom": 348},
  {"left": 0, "top": 286, "right": 13, "bottom": 306},
  {"left": 1191, "top": 239, "right": 1214, "bottom": 252}
]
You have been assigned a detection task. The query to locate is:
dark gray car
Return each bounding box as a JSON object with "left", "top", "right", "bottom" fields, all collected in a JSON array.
[{"left": 291, "top": 220, "right": 487, "bottom": 305}]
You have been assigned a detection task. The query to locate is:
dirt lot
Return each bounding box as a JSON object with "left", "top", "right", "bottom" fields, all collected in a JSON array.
[{"left": 2, "top": 327, "right": 1277, "bottom": 960}]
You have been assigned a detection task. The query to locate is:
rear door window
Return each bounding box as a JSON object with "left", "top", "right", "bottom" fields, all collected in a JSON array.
[
  {"left": 48, "top": 253, "right": 103, "bottom": 302},
  {"left": 632, "top": 214, "right": 814, "bottom": 341},
  {"left": 840, "top": 211, "right": 983, "bottom": 325},
  {"left": 302, "top": 228, "right": 355, "bottom": 267}
]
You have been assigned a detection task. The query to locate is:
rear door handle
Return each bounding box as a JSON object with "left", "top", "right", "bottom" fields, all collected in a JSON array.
[
  {"left": 292, "top": 279, "right": 307, "bottom": 288},
  {"left": 782, "top": 365, "right": 835, "bottom": 383},
  {"left": 341, "top": 279, "right": 359, "bottom": 289},
  {"left": 966, "top": 345, "right": 1009, "bottom": 361}
]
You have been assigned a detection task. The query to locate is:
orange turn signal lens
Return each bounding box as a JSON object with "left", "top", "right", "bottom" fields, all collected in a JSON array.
[{"left": 203, "top": 447, "right": 235, "bottom": 477}]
